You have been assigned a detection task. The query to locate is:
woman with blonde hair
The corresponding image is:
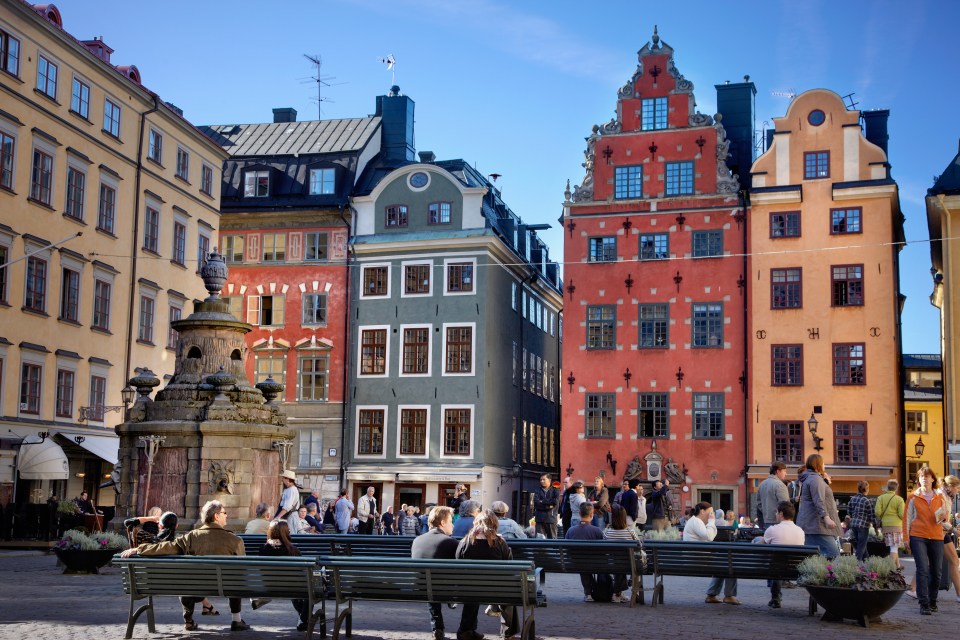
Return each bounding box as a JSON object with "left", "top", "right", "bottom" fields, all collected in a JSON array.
[
  {"left": 455, "top": 510, "right": 518, "bottom": 638},
  {"left": 905, "top": 465, "right": 950, "bottom": 615},
  {"left": 795, "top": 453, "right": 842, "bottom": 558},
  {"left": 875, "top": 478, "right": 906, "bottom": 569}
]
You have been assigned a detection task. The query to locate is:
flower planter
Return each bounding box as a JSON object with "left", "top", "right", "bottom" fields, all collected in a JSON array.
[
  {"left": 805, "top": 585, "right": 905, "bottom": 628},
  {"left": 54, "top": 549, "right": 118, "bottom": 574}
]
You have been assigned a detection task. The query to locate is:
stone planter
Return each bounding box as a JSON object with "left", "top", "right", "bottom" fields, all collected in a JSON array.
[
  {"left": 54, "top": 549, "right": 118, "bottom": 574},
  {"left": 805, "top": 585, "right": 906, "bottom": 628}
]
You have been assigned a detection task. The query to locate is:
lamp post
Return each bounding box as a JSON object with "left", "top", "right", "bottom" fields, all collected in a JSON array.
[
  {"left": 807, "top": 412, "right": 824, "bottom": 452},
  {"left": 78, "top": 385, "right": 137, "bottom": 422}
]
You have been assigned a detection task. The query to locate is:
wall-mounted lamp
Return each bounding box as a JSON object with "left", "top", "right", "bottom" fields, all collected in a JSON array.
[
  {"left": 606, "top": 451, "right": 618, "bottom": 476},
  {"left": 623, "top": 368, "right": 632, "bottom": 385},
  {"left": 673, "top": 270, "right": 683, "bottom": 292},
  {"left": 566, "top": 372, "right": 576, "bottom": 392},
  {"left": 567, "top": 279, "right": 576, "bottom": 300},
  {"left": 624, "top": 274, "right": 634, "bottom": 293},
  {"left": 807, "top": 412, "right": 824, "bottom": 452},
  {"left": 565, "top": 463, "right": 575, "bottom": 478},
  {"left": 75, "top": 472, "right": 86, "bottom": 479},
  {"left": 907, "top": 436, "right": 926, "bottom": 459},
  {"left": 675, "top": 366, "right": 685, "bottom": 386}
]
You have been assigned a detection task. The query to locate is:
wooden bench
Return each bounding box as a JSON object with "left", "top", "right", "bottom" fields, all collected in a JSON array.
[
  {"left": 113, "top": 555, "right": 326, "bottom": 639},
  {"left": 323, "top": 556, "right": 540, "bottom": 640},
  {"left": 239, "top": 533, "right": 414, "bottom": 558},
  {"left": 643, "top": 541, "right": 819, "bottom": 607}
]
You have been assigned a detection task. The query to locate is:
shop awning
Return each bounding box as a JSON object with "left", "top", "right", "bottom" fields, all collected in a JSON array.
[
  {"left": 63, "top": 434, "right": 119, "bottom": 465},
  {"left": 17, "top": 438, "right": 69, "bottom": 480}
]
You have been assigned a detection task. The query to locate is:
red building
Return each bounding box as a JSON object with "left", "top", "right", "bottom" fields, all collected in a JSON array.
[{"left": 561, "top": 29, "right": 750, "bottom": 518}]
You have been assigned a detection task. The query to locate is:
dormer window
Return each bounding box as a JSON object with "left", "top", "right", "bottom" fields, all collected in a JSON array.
[
  {"left": 641, "top": 97, "right": 667, "bottom": 131},
  {"left": 309, "top": 168, "right": 335, "bottom": 195},
  {"left": 244, "top": 170, "right": 270, "bottom": 197}
]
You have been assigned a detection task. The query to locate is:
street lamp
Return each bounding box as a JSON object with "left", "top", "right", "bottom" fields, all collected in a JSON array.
[
  {"left": 78, "top": 385, "right": 137, "bottom": 422},
  {"left": 907, "top": 436, "right": 926, "bottom": 459},
  {"left": 807, "top": 412, "right": 824, "bottom": 452}
]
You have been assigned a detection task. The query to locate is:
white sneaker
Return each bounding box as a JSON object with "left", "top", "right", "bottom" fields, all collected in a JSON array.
[
  {"left": 583, "top": 595, "right": 594, "bottom": 602},
  {"left": 955, "top": 595, "right": 960, "bottom": 603},
  {"left": 906, "top": 591, "right": 917, "bottom": 599},
  {"left": 483, "top": 605, "right": 500, "bottom": 617}
]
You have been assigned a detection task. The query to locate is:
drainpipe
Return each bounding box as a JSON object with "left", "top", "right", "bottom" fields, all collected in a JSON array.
[
  {"left": 739, "top": 188, "right": 750, "bottom": 514},
  {"left": 123, "top": 95, "right": 160, "bottom": 384},
  {"left": 339, "top": 204, "right": 354, "bottom": 490}
]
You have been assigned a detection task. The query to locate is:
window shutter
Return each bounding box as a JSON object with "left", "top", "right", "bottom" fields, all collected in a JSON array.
[{"left": 246, "top": 296, "right": 260, "bottom": 325}]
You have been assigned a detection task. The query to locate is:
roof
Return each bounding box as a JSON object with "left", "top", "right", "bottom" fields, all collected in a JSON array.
[
  {"left": 903, "top": 354, "right": 942, "bottom": 369},
  {"left": 904, "top": 387, "right": 943, "bottom": 401},
  {"left": 929, "top": 144, "right": 960, "bottom": 196},
  {"left": 199, "top": 118, "right": 381, "bottom": 157}
]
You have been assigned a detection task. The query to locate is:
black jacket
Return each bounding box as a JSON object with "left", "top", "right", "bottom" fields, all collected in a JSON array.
[{"left": 533, "top": 486, "right": 561, "bottom": 523}]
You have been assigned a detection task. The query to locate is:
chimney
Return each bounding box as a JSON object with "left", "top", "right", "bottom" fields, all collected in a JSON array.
[
  {"left": 375, "top": 86, "right": 416, "bottom": 162},
  {"left": 272, "top": 108, "right": 297, "bottom": 123},
  {"left": 418, "top": 151, "right": 436, "bottom": 163},
  {"left": 861, "top": 109, "right": 890, "bottom": 158},
  {"left": 80, "top": 37, "right": 113, "bottom": 63},
  {"left": 715, "top": 76, "right": 757, "bottom": 191}
]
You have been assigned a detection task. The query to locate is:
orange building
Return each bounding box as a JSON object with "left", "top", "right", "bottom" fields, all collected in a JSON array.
[{"left": 746, "top": 90, "right": 904, "bottom": 507}]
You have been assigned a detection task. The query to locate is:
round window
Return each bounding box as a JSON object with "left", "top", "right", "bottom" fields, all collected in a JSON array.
[
  {"left": 808, "top": 109, "right": 826, "bottom": 126},
  {"left": 409, "top": 172, "right": 429, "bottom": 189}
]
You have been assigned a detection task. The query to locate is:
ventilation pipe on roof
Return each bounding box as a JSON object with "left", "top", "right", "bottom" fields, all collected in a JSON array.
[{"left": 273, "top": 108, "right": 297, "bottom": 123}]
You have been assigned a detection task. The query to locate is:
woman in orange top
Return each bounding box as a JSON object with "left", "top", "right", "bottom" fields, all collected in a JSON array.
[{"left": 905, "top": 465, "right": 951, "bottom": 615}]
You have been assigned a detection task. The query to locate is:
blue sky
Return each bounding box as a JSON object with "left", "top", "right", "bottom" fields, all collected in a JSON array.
[{"left": 52, "top": 0, "right": 960, "bottom": 353}]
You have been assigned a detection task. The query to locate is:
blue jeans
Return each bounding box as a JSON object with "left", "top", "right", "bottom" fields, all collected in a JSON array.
[
  {"left": 806, "top": 534, "right": 840, "bottom": 559},
  {"left": 852, "top": 526, "right": 870, "bottom": 560},
  {"left": 707, "top": 576, "right": 737, "bottom": 597},
  {"left": 911, "top": 536, "right": 944, "bottom": 608}
]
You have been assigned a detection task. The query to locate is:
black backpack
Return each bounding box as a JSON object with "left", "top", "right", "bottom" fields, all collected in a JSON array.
[{"left": 590, "top": 573, "right": 614, "bottom": 602}]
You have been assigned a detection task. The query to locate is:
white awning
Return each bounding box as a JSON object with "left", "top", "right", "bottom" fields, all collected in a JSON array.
[
  {"left": 17, "top": 438, "right": 69, "bottom": 480},
  {"left": 70, "top": 434, "right": 119, "bottom": 465}
]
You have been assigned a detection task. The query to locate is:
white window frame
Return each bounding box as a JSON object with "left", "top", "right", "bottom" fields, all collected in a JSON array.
[
  {"left": 400, "top": 260, "right": 433, "bottom": 298},
  {"left": 441, "top": 321, "right": 476, "bottom": 377},
  {"left": 440, "top": 403, "right": 475, "bottom": 459},
  {"left": 0, "top": 118, "right": 18, "bottom": 192},
  {"left": 301, "top": 292, "right": 328, "bottom": 326},
  {"left": 396, "top": 404, "right": 431, "bottom": 459},
  {"left": 244, "top": 169, "right": 270, "bottom": 197},
  {"left": 359, "top": 262, "right": 391, "bottom": 299},
  {"left": 399, "top": 323, "right": 432, "bottom": 377},
  {"left": 97, "top": 169, "right": 119, "bottom": 234},
  {"left": 138, "top": 287, "right": 158, "bottom": 344},
  {"left": 354, "top": 405, "right": 388, "bottom": 459},
  {"left": 167, "top": 301, "right": 183, "bottom": 350},
  {"left": 443, "top": 256, "right": 477, "bottom": 297},
  {"left": 91, "top": 263, "right": 115, "bottom": 331},
  {"left": 30, "top": 136, "right": 56, "bottom": 206},
  {"left": 356, "top": 324, "right": 390, "bottom": 378}
]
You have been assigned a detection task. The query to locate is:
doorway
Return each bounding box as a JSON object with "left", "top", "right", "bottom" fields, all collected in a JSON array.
[
  {"left": 351, "top": 482, "right": 384, "bottom": 518},
  {"left": 697, "top": 489, "right": 733, "bottom": 515},
  {"left": 437, "top": 483, "right": 470, "bottom": 511},
  {"left": 394, "top": 483, "right": 427, "bottom": 514}
]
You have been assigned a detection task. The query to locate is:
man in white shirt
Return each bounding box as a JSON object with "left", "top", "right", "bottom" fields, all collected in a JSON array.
[
  {"left": 682, "top": 501, "right": 739, "bottom": 605},
  {"left": 274, "top": 470, "right": 302, "bottom": 533},
  {"left": 753, "top": 500, "right": 805, "bottom": 608}
]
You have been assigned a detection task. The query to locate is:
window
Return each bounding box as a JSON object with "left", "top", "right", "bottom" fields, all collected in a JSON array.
[
  {"left": 400, "top": 408, "right": 427, "bottom": 455},
  {"left": 244, "top": 170, "right": 269, "bottom": 197},
  {"left": 92, "top": 279, "right": 111, "bottom": 330},
  {"left": 255, "top": 354, "right": 286, "bottom": 384},
  {"left": 176, "top": 147, "right": 189, "bottom": 180},
  {"left": 0, "top": 29, "right": 20, "bottom": 76},
  {"left": 772, "top": 422, "right": 804, "bottom": 464},
  {"left": 770, "top": 211, "right": 801, "bottom": 238},
  {"left": 692, "top": 302, "right": 723, "bottom": 347},
  {"left": 771, "top": 344, "right": 803, "bottom": 386},
  {"left": 0, "top": 244, "right": 7, "bottom": 303},
  {"left": 585, "top": 393, "right": 615, "bottom": 438},
  {"left": 247, "top": 295, "right": 284, "bottom": 326},
  {"left": 299, "top": 355, "right": 328, "bottom": 401},
  {"left": 360, "top": 329, "right": 387, "bottom": 375},
  {"left": 831, "top": 265, "right": 863, "bottom": 306},
  {"left": 385, "top": 205, "right": 408, "bottom": 227},
  {"left": 262, "top": 233, "right": 285, "bottom": 262},
  {"left": 665, "top": 161, "right": 694, "bottom": 196},
  {"left": 586, "top": 305, "right": 615, "bottom": 350},
  {"left": 641, "top": 97, "right": 667, "bottom": 131},
  {"left": 614, "top": 165, "right": 643, "bottom": 199},
  {"left": 97, "top": 184, "right": 116, "bottom": 233},
  {"left": 358, "top": 409, "right": 384, "bottom": 455},
  {"left": 70, "top": 78, "right": 89, "bottom": 118},
  {"left": 55, "top": 369, "right": 74, "bottom": 417},
  {"left": 771, "top": 268, "right": 802, "bottom": 309},
  {"left": 588, "top": 236, "right": 617, "bottom": 262},
  {"left": 222, "top": 235, "right": 244, "bottom": 263},
  {"left": 24, "top": 256, "right": 46, "bottom": 312},
  {"left": 305, "top": 232, "right": 328, "bottom": 261},
  {"left": 428, "top": 202, "right": 451, "bottom": 224},
  {"left": 446, "top": 262, "right": 473, "bottom": 293},
  {"left": 143, "top": 207, "right": 159, "bottom": 252},
  {"left": 172, "top": 222, "right": 186, "bottom": 265},
  {"left": 36, "top": 55, "right": 57, "bottom": 99},
  {"left": 302, "top": 293, "right": 327, "bottom": 325},
  {"left": 0, "top": 131, "right": 13, "bottom": 190},
  {"left": 692, "top": 230, "right": 722, "bottom": 257},
  {"left": 88, "top": 375, "right": 106, "bottom": 420},
  {"left": 833, "top": 343, "right": 865, "bottom": 385},
  {"left": 63, "top": 167, "right": 85, "bottom": 220},
  {"left": 298, "top": 429, "right": 324, "bottom": 467},
  {"left": 693, "top": 393, "right": 724, "bottom": 438},
  {"left": 804, "top": 151, "right": 829, "bottom": 179},
  {"left": 197, "top": 232, "right": 210, "bottom": 272},
  {"left": 443, "top": 408, "right": 471, "bottom": 455},
  {"left": 138, "top": 295, "right": 155, "bottom": 343},
  {"left": 639, "top": 233, "right": 669, "bottom": 260},
  {"left": 308, "top": 167, "right": 335, "bottom": 195},
  {"left": 835, "top": 422, "right": 866, "bottom": 464},
  {"left": 201, "top": 164, "right": 214, "bottom": 195},
  {"left": 148, "top": 129, "right": 162, "bottom": 163},
  {"left": 20, "top": 363, "right": 41, "bottom": 414},
  {"left": 30, "top": 149, "right": 53, "bottom": 205},
  {"left": 167, "top": 305, "right": 181, "bottom": 349},
  {"left": 59, "top": 268, "right": 79, "bottom": 322},
  {"left": 444, "top": 326, "right": 473, "bottom": 374},
  {"left": 362, "top": 266, "right": 388, "bottom": 296},
  {"left": 638, "top": 303, "right": 668, "bottom": 348},
  {"left": 402, "top": 327, "right": 430, "bottom": 374},
  {"left": 103, "top": 98, "right": 121, "bottom": 137},
  {"left": 404, "top": 264, "right": 431, "bottom": 295},
  {"left": 906, "top": 410, "right": 927, "bottom": 433},
  {"left": 831, "top": 207, "right": 862, "bottom": 235},
  {"left": 638, "top": 393, "right": 668, "bottom": 438}
]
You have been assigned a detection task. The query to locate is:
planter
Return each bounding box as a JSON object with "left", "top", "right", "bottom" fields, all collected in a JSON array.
[
  {"left": 54, "top": 549, "right": 119, "bottom": 574},
  {"left": 805, "top": 585, "right": 906, "bottom": 628}
]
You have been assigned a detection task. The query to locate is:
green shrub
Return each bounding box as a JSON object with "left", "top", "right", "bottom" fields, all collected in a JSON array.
[{"left": 829, "top": 555, "right": 860, "bottom": 587}]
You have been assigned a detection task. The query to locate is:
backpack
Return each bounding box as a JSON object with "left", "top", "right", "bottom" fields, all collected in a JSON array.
[
  {"left": 590, "top": 573, "right": 614, "bottom": 602},
  {"left": 636, "top": 496, "right": 648, "bottom": 525}
]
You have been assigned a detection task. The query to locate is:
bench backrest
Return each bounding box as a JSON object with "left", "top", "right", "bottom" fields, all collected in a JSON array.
[
  {"left": 507, "top": 538, "right": 643, "bottom": 574},
  {"left": 239, "top": 534, "right": 414, "bottom": 557},
  {"left": 321, "top": 556, "right": 539, "bottom": 607},
  {"left": 644, "top": 541, "right": 818, "bottom": 579},
  {"left": 113, "top": 555, "right": 321, "bottom": 599}
]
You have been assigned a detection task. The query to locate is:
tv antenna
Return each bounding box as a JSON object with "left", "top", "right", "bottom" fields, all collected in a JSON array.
[
  {"left": 303, "top": 54, "right": 342, "bottom": 119},
  {"left": 771, "top": 89, "right": 796, "bottom": 100},
  {"left": 841, "top": 92, "right": 859, "bottom": 110}
]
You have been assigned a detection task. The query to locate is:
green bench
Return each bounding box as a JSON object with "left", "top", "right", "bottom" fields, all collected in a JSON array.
[
  {"left": 643, "top": 541, "right": 819, "bottom": 607},
  {"left": 113, "top": 555, "right": 326, "bottom": 639},
  {"left": 324, "top": 556, "right": 540, "bottom": 640},
  {"left": 239, "top": 533, "right": 414, "bottom": 557}
]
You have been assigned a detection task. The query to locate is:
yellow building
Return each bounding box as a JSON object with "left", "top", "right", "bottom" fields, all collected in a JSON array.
[
  {"left": 927, "top": 144, "right": 960, "bottom": 476},
  {"left": 0, "top": 2, "right": 226, "bottom": 526},
  {"left": 746, "top": 90, "right": 904, "bottom": 503},
  {"left": 903, "top": 354, "right": 945, "bottom": 487}
]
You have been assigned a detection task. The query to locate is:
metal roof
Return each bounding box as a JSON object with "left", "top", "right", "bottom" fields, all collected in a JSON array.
[
  {"left": 903, "top": 354, "right": 942, "bottom": 369},
  {"left": 200, "top": 117, "right": 381, "bottom": 157}
]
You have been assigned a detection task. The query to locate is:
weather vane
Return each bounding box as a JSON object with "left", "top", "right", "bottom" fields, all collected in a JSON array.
[{"left": 379, "top": 54, "right": 396, "bottom": 86}]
